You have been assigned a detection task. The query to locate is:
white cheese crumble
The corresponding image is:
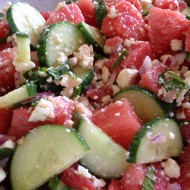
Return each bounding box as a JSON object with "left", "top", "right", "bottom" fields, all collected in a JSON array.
[
  {"left": 60, "top": 74, "right": 82, "bottom": 88},
  {"left": 170, "top": 39, "right": 183, "bottom": 51},
  {"left": 74, "top": 45, "right": 94, "bottom": 69},
  {"left": 0, "top": 168, "right": 6, "bottom": 183},
  {"left": 28, "top": 98, "right": 55, "bottom": 122},
  {"left": 57, "top": 52, "right": 68, "bottom": 65},
  {"left": 161, "top": 158, "right": 180, "bottom": 178},
  {"left": 124, "top": 38, "right": 135, "bottom": 48},
  {"left": 94, "top": 59, "right": 107, "bottom": 69},
  {"left": 56, "top": 1, "right": 66, "bottom": 9},
  {"left": 103, "top": 45, "right": 112, "bottom": 55},
  {"left": 102, "top": 66, "right": 111, "bottom": 84},
  {"left": 13, "top": 61, "right": 35, "bottom": 73},
  {"left": 108, "top": 6, "right": 118, "bottom": 18},
  {"left": 1, "top": 140, "right": 15, "bottom": 149},
  {"left": 116, "top": 68, "right": 138, "bottom": 88}
]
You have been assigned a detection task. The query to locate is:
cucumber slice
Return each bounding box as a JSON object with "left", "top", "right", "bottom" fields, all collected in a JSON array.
[
  {"left": 78, "top": 22, "right": 105, "bottom": 54},
  {"left": 181, "top": 7, "right": 190, "bottom": 19},
  {"left": 128, "top": 118, "right": 183, "bottom": 164},
  {"left": 0, "top": 84, "right": 37, "bottom": 108},
  {"left": 77, "top": 116, "right": 130, "bottom": 178},
  {"left": 37, "top": 21, "right": 86, "bottom": 67},
  {"left": 14, "top": 32, "right": 31, "bottom": 63},
  {"left": 11, "top": 125, "right": 89, "bottom": 190},
  {"left": 72, "top": 66, "right": 94, "bottom": 98},
  {"left": 114, "top": 86, "right": 167, "bottom": 123},
  {"left": 6, "top": 2, "right": 45, "bottom": 47}
]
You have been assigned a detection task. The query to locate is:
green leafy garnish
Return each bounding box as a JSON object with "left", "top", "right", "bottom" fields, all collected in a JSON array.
[
  {"left": 94, "top": 0, "right": 108, "bottom": 28},
  {"left": 158, "top": 71, "right": 189, "bottom": 91},
  {"left": 48, "top": 176, "right": 74, "bottom": 190},
  {"left": 141, "top": 10, "right": 149, "bottom": 16},
  {"left": 24, "top": 64, "right": 70, "bottom": 94},
  {"left": 142, "top": 166, "right": 156, "bottom": 190},
  {"left": 112, "top": 50, "right": 128, "bottom": 69}
]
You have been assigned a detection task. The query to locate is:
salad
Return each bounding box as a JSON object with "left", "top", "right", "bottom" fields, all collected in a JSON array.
[{"left": 0, "top": 0, "right": 190, "bottom": 189}]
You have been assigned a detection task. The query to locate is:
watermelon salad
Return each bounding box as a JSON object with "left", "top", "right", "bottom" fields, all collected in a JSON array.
[{"left": 0, "top": 0, "right": 190, "bottom": 189}]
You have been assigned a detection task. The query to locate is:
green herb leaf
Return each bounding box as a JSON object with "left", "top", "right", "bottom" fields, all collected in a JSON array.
[
  {"left": 48, "top": 176, "right": 74, "bottom": 190},
  {"left": 141, "top": 10, "right": 149, "bottom": 16},
  {"left": 26, "top": 83, "right": 37, "bottom": 96},
  {"left": 94, "top": 0, "right": 108, "bottom": 28},
  {"left": 159, "top": 71, "right": 189, "bottom": 91},
  {"left": 112, "top": 50, "right": 128, "bottom": 69},
  {"left": 142, "top": 166, "right": 156, "bottom": 190}
]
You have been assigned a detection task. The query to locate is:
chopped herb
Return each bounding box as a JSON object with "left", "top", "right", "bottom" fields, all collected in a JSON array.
[
  {"left": 24, "top": 64, "right": 70, "bottom": 95},
  {"left": 142, "top": 166, "right": 156, "bottom": 190},
  {"left": 112, "top": 50, "right": 128, "bottom": 69},
  {"left": 186, "top": 15, "right": 190, "bottom": 20},
  {"left": 48, "top": 176, "right": 74, "bottom": 190},
  {"left": 142, "top": 10, "right": 149, "bottom": 16},
  {"left": 26, "top": 83, "right": 37, "bottom": 96},
  {"left": 159, "top": 71, "right": 189, "bottom": 91},
  {"left": 94, "top": 0, "right": 108, "bottom": 28}
]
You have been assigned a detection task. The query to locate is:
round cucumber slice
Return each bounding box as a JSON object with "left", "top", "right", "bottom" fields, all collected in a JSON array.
[
  {"left": 128, "top": 118, "right": 183, "bottom": 164},
  {"left": 11, "top": 125, "right": 89, "bottom": 190},
  {"left": 37, "top": 21, "right": 86, "bottom": 67},
  {"left": 6, "top": 2, "right": 46, "bottom": 47},
  {"left": 77, "top": 116, "right": 130, "bottom": 178},
  {"left": 114, "top": 85, "right": 167, "bottom": 123}
]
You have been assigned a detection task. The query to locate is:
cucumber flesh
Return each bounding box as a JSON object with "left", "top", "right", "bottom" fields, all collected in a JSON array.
[
  {"left": 37, "top": 21, "right": 86, "bottom": 67},
  {"left": 114, "top": 86, "right": 167, "bottom": 123},
  {"left": 11, "top": 125, "right": 89, "bottom": 190},
  {"left": 0, "top": 84, "right": 37, "bottom": 108},
  {"left": 6, "top": 2, "right": 46, "bottom": 47},
  {"left": 77, "top": 116, "right": 130, "bottom": 178},
  {"left": 77, "top": 22, "right": 105, "bottom": 54},
  {"left": 128, "top": 118, "right": 183, "bottom": 164},
  {"left": 72, "top": 66, "right": 94, "bottom": 98}
]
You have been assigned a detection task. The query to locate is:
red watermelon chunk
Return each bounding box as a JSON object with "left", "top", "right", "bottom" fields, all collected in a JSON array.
[
  {"left": 105, "top": 0, "right": 141, "bottom": 11},
  {"left": 9, "top": 96, "right": 74, "bottom": 139},
  {"left": 101, "top": 1, "right": 146, "bottom": 40},
  {"left": 139, "top": 63, "right": 167, "bottom": 94},
  {"left": 46, "top": 3, "right": 85, "bottom": 25},
  {"left": 148, "top": 7, "right": 189, "bottom": 57},
  {"left": 76, "top": 0, "right": 98, "bottom": 27},
  {"left": 154, "top": 0, "right": 179, "bottom": 10},
  {"left": 120, "top": 164, "right": 147, "bottom": 190},
  {"left": 106, "top": 41, "right": 153, "bottom": 72},
  {"left": 185, "top": 25, "right": 190, "bottom": 53},
  {"left": 92, "top": 98, "right": 142, "bottom": 150}
]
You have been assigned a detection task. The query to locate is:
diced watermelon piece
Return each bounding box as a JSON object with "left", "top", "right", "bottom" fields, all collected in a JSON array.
[
  {"left": 0, "top": 109, "right": 13, "bottom": 134},
  {"left": 185, "top": 25, "right": 190, "bottom": 53},
  {"left": 61, "top": 165, "right": 96, "bottom": 190},
  {"left": 178, "top": 0, "right": 187, "bottom": 11},
  {"left": 177, "top": 164, "right": 190, "bottom": 190},
  {"left": 178, "top": 145, "right": 190, "bottom": 164},
  {"left": 101, "top": 1, "right": 146, "bottom": 40},
  {"left": 153, "top": 163, "right": 170, "bottom": 190},
  {"left": 9, "top": 96, "right": 74, "bottom": 139},
  {"left": 108, "top": 180, "right": 122, "bottom": 190},
  {"left": 105, "top": 36, "right": 123, "bottom": 54},
  {"left": 40, "top": 11, "right": 50, "bottom": 21},
  {"left": 92, "top": 98, "right": 142, "bottom": 150},
  {"left": 0, "top": 22, "right": 10, "bottom": 41},
  {"left": 120, "top": 164, "right": 146, "bottom": 190},
  {"left": 148, "top": 7, "right": 189, "bottom": 57},
  {"left": 86, "top": 86, "right": 113, "bottom": 103},
  {"left": 154, "top": 0, "right": 179, "bottom": 10},
  {"left": 46, "top": 3, "right": 85, "bottom": 25},
  {"left": 105, "top": 0, "right": 141, "bottom": 11},
  {"left": 76, "top": 0, "right": 98, "bottom": 27},
  {"left": 0, "top": 49, "right": 15, "bottom": 96},
  {"left": 180, "top": 123, "right": 190, "bottom": 144},
  {"left": 139, "top": 63, "right": 167, "bottom": 94},
  {"left": 106, "top": 41, "right": 153, "bottom": 72}
]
